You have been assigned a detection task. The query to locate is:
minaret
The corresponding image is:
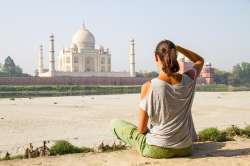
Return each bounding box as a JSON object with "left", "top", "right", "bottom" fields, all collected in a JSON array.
[
  {"left": 49, "top": 33, "right": 55, "bottom": 75},
  {"left": 129, "top": 39, "right": 136, "bottom": 77},
  {"left": 38, "top": 44, "right": 44, "bottom": 75}
]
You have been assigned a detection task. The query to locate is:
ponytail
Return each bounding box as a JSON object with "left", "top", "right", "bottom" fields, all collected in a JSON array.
[{"left": 155, "top": 40, "right": 180, "bottom": 74}]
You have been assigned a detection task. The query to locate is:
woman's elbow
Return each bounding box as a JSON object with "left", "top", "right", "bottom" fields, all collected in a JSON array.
[{"left": 198, "top": 57, "right": 204, "bottom": 65}]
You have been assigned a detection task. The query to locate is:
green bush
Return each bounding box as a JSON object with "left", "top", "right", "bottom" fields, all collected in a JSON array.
[
  {"left": 223, "top": 125, "right": 243, "bottom": 138},
  {"left": 242, "top": 125, "right": 250, "bottom": 138},
  {"left": 198, "top": 125, "right": 250, "bottom": 142},
  {"left": 49, "top": 140, "right": 83, "bottom": 156},
  {"left": 198, "top": 128, "right": 227, "bottom": 142}
]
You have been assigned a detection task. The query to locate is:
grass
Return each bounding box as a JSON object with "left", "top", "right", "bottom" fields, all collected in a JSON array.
[
  {"left": 0, "top": 85, "right": 141, "bottom": 98},
  {"left": 49, "top": 140, "right": 92, "bottom": 156},
  {"left": 1, "top": 125, "right": 250, "bottom": 161},
  {"left": 0, "top": 140, "right": 93, "bottom": 161},
  {"left": 198, "top": 128, "right": 227, "bottom": 142},
  {"left": 0, "top": 154, "right": 23, "bottom": 161},
  {"left": 196, "top": 84, "right": 229, "bottom": 92},
  {"left": 223, "top": 125, "right": 243, "bottom": 137},
  {"left": 196, "top": 84, "right": 250, "bottom": 92},
  {"left": 0, "top": 84, "right": 249, "bottom": 98},
  {"left": 242, "top": 125, "right": 250, "bottom": 138},
  {"left": 198, "top": 125, "right": 250, "bottom": 142}
]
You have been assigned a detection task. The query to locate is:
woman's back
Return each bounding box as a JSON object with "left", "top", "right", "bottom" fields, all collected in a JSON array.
[
  {"left": 140, "top": 74, "right": 197, "bottom": 148},
  {"left": 111, "top": 40, "right": 204, "bottom": 158}
]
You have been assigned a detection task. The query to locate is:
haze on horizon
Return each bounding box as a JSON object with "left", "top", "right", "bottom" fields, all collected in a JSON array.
[{"left": 0, "top": 0, "right": 249, "bottom": 75}]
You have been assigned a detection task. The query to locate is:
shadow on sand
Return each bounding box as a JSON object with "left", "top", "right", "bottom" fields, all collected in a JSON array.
[{"left": 191, "top": 141, "right": 250, "bottom": 158}]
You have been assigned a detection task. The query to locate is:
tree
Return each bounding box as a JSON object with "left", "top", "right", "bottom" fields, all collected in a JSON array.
[
  {"left": 0, "top": 56, "right": 27, "bottom": 76},
  {"left": 144, "top": 71, "right": 158, "bottom": 78},
  {"left": 15, "top": 65, "right": 23, "bottom": 74},
  {"left": 213, "top": 68, "right": 231, "bottom": 85},
  {"left": 136, "top": 71, "right": 158, "bottom": 78},
  {"left": 231, "top": 62, "right": 250, "bottom": 86},
  {"left": 2, "top": 56, "right": 16, "bottom": 74}
]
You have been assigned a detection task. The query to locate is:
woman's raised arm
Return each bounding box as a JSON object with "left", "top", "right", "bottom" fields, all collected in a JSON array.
[{"left": 176, "top": 45, "right": 204, "bottom": 80}]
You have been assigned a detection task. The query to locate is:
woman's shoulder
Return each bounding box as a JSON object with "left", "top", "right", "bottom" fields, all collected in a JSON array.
[{"left": 140, "top": 81, "right": 151, "bottom": 99}]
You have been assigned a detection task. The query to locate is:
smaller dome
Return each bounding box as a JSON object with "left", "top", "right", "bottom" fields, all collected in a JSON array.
[
  {"left": 71, "top": 25, "right": 95, "bottom": 49},
  {"left": 71, "top": 43, "right": 77, "bottom": 48}
]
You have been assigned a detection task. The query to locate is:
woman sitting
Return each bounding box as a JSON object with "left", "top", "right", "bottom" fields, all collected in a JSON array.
[{"left": 111, "top": 40, "right": 204, "bottom": 158}]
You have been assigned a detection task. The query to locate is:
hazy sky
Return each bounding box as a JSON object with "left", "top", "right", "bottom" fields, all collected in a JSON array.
[{"left": 0, "top": 0, "right": 250, "bottom": 75}]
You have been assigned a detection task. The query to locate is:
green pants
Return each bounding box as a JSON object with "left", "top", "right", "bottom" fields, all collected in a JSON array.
[{"left": 110, "top": 119, "right": 192, "bottom": 158}]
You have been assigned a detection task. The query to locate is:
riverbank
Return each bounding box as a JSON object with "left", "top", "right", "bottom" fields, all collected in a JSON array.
[
  {"left": 0, "top": 85, "right": 141, "bottom": 98},
  {"left": 0, "top": 84, "right": 249, "bottom": 98},
  {"left": 1, "top": 92, "right": 250, "bottom": 157}
]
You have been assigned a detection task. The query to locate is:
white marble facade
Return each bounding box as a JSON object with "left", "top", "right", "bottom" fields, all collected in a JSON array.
[
  {"left": 58, "top": 25, "right": 111, "bottom": 73},
  {"left": 38, "top": 24, "right": 136, "bottom": 77}
]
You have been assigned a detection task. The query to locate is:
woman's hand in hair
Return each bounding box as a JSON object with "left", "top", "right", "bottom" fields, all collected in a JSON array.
[{"left": 176, "top": 45, "right": 204, "bottom": 79}]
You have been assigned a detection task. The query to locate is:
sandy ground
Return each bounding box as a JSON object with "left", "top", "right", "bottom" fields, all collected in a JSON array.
[
  {"left": 1, "top": 138, "right": 250, "bottom": 166},
  {"left": 0, "top": 92, "right": 250, "bottom": 165}
]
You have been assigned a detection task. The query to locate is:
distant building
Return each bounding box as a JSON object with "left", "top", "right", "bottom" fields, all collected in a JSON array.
[
  {"left": 199, "top": 63, "right": 214, "bottom": 84},
  {"left": 178, "top": 53, "right": 214, "bottom": 84},
  {"left": 37, "top": 23, "right": 136, "bottom": 77}
]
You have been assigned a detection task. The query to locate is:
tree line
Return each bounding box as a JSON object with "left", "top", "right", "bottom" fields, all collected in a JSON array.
[
  {"left": 136, "top": 62, "right": 250, "bottom": 87},
  {"left": 0, "top": 56, "right": 29, "bottom": 77},
  {"left": 214, "top": 62, "right": 250, "bottom": 87},
  {"left": 1, "top": 56, "right": 249, "bottom": 87}
]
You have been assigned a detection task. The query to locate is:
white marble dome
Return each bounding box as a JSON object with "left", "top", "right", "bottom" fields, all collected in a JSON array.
[{"left": 71, "top": 25, "right": 95, "bottom": 49}]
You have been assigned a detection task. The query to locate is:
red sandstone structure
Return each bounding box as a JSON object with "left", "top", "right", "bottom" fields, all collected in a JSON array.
[
  {"left": 0, "top": 54, "right": 214, "bottom": 86},
  {"left": 0, "top": 76, "right": 150, "bottom": 86},
  {"left": 0, "top": 61, "right": 214, "bottom": 86}
]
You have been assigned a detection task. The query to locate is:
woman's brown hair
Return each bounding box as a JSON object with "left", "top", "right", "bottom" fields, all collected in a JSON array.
[{"left": 155, "top": 40, "right": 180, "bottom": 74}]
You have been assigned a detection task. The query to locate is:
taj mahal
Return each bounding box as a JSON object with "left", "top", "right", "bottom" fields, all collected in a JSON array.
[
  {"left": 36, "top": 23, "right": 214, "bottom": 85},
  {"left": 37, "top": 23, "right": 136, "bottom": 77}
]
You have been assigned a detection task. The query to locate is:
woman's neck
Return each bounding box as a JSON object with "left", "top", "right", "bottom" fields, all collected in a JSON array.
[{"left": 158, "top": 70, "right": 182, "bottom": 85}]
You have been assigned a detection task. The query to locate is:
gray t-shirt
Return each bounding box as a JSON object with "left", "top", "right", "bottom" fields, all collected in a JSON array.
[{"left": 139, "top": 73, "right": 197, "bottom": 149}]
